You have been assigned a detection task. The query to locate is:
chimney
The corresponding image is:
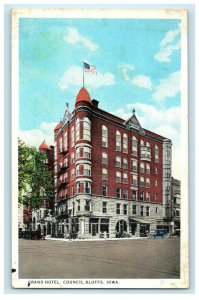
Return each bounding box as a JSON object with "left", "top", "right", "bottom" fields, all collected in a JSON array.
[{"left": 92, "top": 99, "right": 99, "bottom": 108}]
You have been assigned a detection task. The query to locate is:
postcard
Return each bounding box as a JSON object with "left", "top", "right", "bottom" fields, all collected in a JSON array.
[{"left": 12, "top": 8, "right": 188, "bottom": 289}]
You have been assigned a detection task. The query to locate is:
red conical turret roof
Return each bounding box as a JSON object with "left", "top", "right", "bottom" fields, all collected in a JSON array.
[
  {"left": 39, "top": 140, "right": 50, "bottom": 151},
  {"left": 76, "top": 87, "right": 92, "bottom": 105}
]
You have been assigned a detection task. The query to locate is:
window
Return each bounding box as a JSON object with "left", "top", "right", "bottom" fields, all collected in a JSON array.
[
  {"left": 140, "top": 140, "right": 144, "bottom": 146},
  {"left": 146, "top": 192, "right": 150, "bottom": 201},
  {"left": 165, "top": 169, "right": 170, "bottom": 178},
  {"left": 123, "top": 204, "right": 128, "bottom": 215},
  {"left": 59, "top": 138, "right": 63, "bottom": 153},
  {"left": 76, "top": 182, "right": 81, "bottom": 193},
  {"left": 102, "top": 202, "right": 107, "bottom": 213},
  {"left": 64, "top": 157, "right": 68, "bottom": 167},
  {"left": 140, "top": 162, "right": 145, "bottom": 173},
  {"left": 84, "top": 199, "right": 90, "bottom": 211},
  {"left": 102, "top": 185, "right": 107, "bottom": 196},
  {"left": 132, "top": 160, "right": 137, "bottom": 172},
  {"left": 116, "top": 171, "right": 121, "bottom": 183},
  {"left": 140, "top": 176, "right": 145, "bottom": 187},
  {"left": 132, "top": 190, "right": 137, "bottom": 200},
  {"left": 71, "top": 168, "right": 75, "bottom": 180},
  {"left": 155, "top": 193, "right": 158, "bottom": 201},
  {"left": 140, "top": 206, "right": 144, "bottom": 216},
  {"left": 132, "top": 136, "right": 138, "bottom": 156},
  {"left": 83, "top": 117, "right": 91, "bottom": 141},
  {"left": 155, "top": 180, "right": 158, "bottom": 187},
  {"left": 166, "top": 181, "right": 170, "bottom": 191},
  {"left": 116, "top": 156, "right": 121, "bottom": 167},
  {"left": 116, "top": 131, "right": 121, "bottom": 151},
  {"left": 54, "top": 164, "right": 57, "bottom": 174},
  {"left": 76, "top": 118, "right": 80, "bottom": 141},
  {"left": 140, "top": 192, "right": 144, "bottom": 201},
  {"left": 77, "top": 200, "right": 80, "bottom": 211},
  {"left": 140, "top": 146, "right": 151, "bottom": 160},
  {"left": 84, "top": 164, "right": 91, "bottom": 176},
  {"left": 132, "top": 175, "right": 137, "bottom": 187},
  {"left": 123, "top": 133, "right": 128, "bottom": 153},
  {"left": 116, "top": 203, "right": 120, "bottom": 214},
  {"left": 71, "top": 126, "right": 75, "bottom": 147},
  {"left": 146, "top": 178, "right": 150, "bottom": 188},
  {"left": 76, "top": 164, "right": 80, "bottom": 176},
  {"left": 102, "top": 152, "right": 108, "bottom": 164},
  {"left": 83, "top": 146, "right": 91, "bottom": 158},
  {"left": 132, "top": 205, "right": 137, "bottom": 214},
  {"left": 123, "top": 189, "right": 128, "bottom": 199},
  {"left": 116, "top": 187, "right": 121, "bottom": 199},
  {"left": 85, "top": 182, "right": 91, "bottom": 194},
  {"left": 64, "top": 131, "right": 67, "bottom": 151},
  {"left": 155, "top": 207, "right": 158, "bottom": 213},
  {"left": 123, "top": 173, "right": 128, "bottom": 184},
  {"left": 155, "top": 145, "right": 159, "bottom": 163},
  {"left": 155, "top": 167, "right": 158, "bottom": 174},
  {"left": 102, "top": 168, "right": 108, "bottom": 180},
  {"left": 71, "top": 152, "right": 75, "bottom": 164},
  {"left": 76, "top": 147, "right": 81, "bottom": 159},
  {"left": 146, "top": 164, "right": 150, "bottom": 174},
  {"left": 123, "top": 158, "right": 128, "bottom": 169},
  {"left": 146, "top": 206, "right": 150, "bottom": 216},
  {"left": 102, "top": 125, "right": 108, "bottom": 147}
]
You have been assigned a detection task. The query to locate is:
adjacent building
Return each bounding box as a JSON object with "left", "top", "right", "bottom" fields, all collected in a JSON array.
[
  {"left": 53, "top": 87, "right": 172, "bottom": 239},
  {"left": 171, "top": 177, "right": 181, "bottom": 236}
]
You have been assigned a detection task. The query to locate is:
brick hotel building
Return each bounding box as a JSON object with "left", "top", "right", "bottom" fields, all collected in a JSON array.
[{"left": 53, "top": 87, "right": 172, "bottom": 238}]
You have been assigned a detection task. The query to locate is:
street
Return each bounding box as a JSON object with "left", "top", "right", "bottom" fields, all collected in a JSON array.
[{"left": 19, "top": 238, "right": 180, "bottom": 279}]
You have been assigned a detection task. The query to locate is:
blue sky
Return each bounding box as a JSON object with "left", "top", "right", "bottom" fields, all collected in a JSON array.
[{"left": 19, "top": 17, "right": 181, "bottom": 178}]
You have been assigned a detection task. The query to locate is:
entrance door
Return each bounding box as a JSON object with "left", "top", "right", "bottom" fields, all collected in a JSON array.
[
  {"left": 131, "top": 223, "right": 137, "bottom": 235},
  {"left": 92, "top": 224, "right": 97, "bottom": 236}
]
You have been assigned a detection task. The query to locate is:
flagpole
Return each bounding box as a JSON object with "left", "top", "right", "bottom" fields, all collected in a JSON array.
[{"left": 83, "top": 62, "right": 84, "bottom": 87}]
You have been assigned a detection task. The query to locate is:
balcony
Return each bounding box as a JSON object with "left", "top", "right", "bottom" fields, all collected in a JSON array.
[
  {"left": 58, "top": 180, "right": 68, "bottom": 190},
  {"left": 58, "top": 164, "right": 68, "bottom": 175}
]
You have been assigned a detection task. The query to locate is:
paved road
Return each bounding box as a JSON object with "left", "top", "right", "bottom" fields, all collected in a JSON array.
[{"left": 19, "top": 238, "right": 180, "bottom": 279}]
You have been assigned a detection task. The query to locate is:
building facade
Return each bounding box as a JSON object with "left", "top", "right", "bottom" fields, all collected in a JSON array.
[
  {"left": 171, "top": 177, "right": 181, "bottom": 236},
  {"left": 53, "top": 87, "right": 172, "bottom": 239}
]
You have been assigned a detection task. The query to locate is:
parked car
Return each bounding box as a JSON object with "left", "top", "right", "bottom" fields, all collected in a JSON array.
[{"left": 148, "top": 231, "right": 169, "bottom": 239}]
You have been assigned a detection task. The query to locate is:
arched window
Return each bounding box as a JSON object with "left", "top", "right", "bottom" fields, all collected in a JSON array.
[
  {"left": 63, "top": 131, "right": 68, "bottom": 150},
  {"left": 83, "top": 117, "right": 91, "bottom": 141},
  {"left": 102, "top": 125, "right": 108, "bottom": 147},
  {"left": 71, "top": 126, "right": 75, "bottom": 147},
  {"left": 132, "top": 136, "right": 137, "bottom": 156},
  {"left": 123, "top": 133, "right": 128, "bottom": 153},
  {"left": 116, "top": 131, "right": 121, "bottom": 151},
  {"left": 155, "top": 145, "right": 159, "bottom": 163},
  {"left": 76, "top": 118, "right": 80, "bottom": 141}
]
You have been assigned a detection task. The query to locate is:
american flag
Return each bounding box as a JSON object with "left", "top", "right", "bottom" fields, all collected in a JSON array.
[{"left": 83, "top": 62, "right": 97, "bottom": 74}]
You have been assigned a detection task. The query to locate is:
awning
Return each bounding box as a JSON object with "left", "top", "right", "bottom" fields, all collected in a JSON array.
[{"left": 129, "top": 218, "right": 152, "bottom": 224}]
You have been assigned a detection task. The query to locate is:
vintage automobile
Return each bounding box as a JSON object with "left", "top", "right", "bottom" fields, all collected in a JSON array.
[{"left": 148, "top": 230, "right": 169, "bottom": 239}]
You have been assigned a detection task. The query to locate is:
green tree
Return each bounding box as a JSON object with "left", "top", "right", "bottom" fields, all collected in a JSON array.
[{"left": 18, "top": 138, "right": 53, "bottom": 208}]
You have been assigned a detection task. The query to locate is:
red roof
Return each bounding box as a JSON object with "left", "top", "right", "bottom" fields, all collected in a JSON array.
[
  {"left": 39, "top": 140, "right": 50, "bottom": 150},
  {"left": 76, "top": 87, "right": 92, "bottom": 105},
  {"left": 54, "top": 121, "right": 62, "bottom": 132}
]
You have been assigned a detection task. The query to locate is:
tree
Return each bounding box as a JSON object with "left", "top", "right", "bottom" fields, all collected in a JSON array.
[{"left": 18, "top": 138, "right": 53, "bottom": 209}]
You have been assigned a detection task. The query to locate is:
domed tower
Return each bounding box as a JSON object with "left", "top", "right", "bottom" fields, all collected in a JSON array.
[{"left": 74, "top": 87, "right": 93, "bottom": 200}]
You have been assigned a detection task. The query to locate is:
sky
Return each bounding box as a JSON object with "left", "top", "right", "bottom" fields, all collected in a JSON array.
[{"left": 19, "top": 17, "right": 181, "bottom": 179}]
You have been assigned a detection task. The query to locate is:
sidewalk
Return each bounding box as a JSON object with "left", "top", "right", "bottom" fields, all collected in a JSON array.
[{"left": 45, "top": 236, "right": 148, "bottom": 242}]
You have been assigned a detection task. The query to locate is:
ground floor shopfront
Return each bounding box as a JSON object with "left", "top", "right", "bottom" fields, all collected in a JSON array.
[{"left": 50, "top": 215, "right": 171, "bottom": 239}]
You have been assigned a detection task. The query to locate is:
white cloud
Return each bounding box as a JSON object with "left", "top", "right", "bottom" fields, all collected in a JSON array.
[
  {"left": 59, "top": 65, "right": 115, "bottom": 90},
  {"left": 19, "top": 122, "right": 56, "bottom": 148},
  {"left": 154, "top": 25, "right": 181, "bottom": 62},
  {"left": 112, "top": 102, "right": 181, "bottom": 179},
  {"left": 152, "top": 71, "right": 181, "bottom": 102},
  {"left": 132, "top": 75, "right": 153, "bottom": 90},
  {"left": 119, "top": 64, "right": 135, "bottom": 81},
  {"left": 63, "top": 27, "right": 98, "bottom": 51}
]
